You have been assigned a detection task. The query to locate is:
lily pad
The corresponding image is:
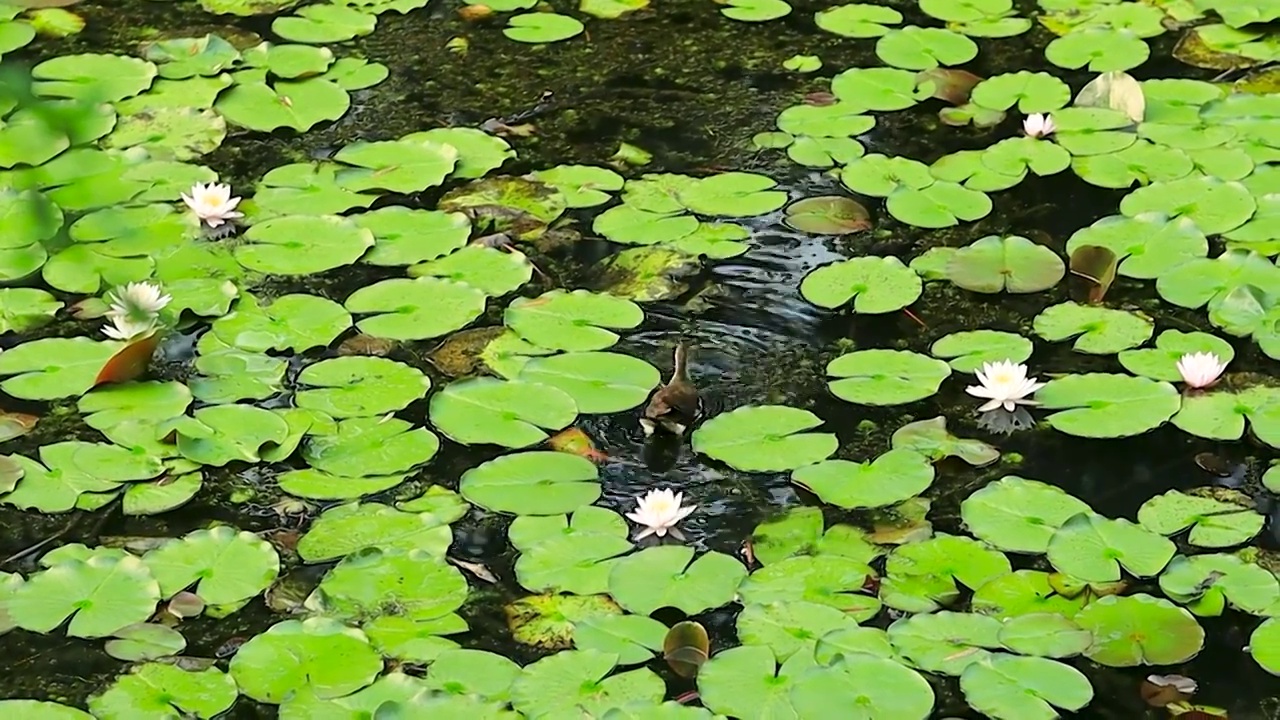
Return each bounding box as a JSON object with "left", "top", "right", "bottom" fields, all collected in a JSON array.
[
  {"left": 302, "top": 416, "right": 439, "bottom": 477},
  {"left": 511, "top": 649, "right": 663, "bottom": 718},
  {"left": 229, "top": 617, "right": 382, "bottom": 703},
  {"left": 297, "top": 502, "right": 453, "bottom": 563},
  {"left": 890, "top": 415, "right": 1000, "bottom": 466},
  {"left": 1158, "top": 553, "right": 1279, "bottom": 615},
  {"left": 962, "top": 476, "right": 1092, "bottom": 553},
  {"left": 692, "top": 405, "right": 837, "bottom": 472},
  {"left": 930, "top": 330, "right": 1033, "bottom": 373},
  {"left": 971, "top": 71, "right": 1071, "bottom": 113},
  {"left": 1073, "top": 593, "right": 1204, "bottom": 666},
  {"left": 608, "top": 546, "right": 747, "bottom": 615},
  {"left": 410, "top": 245, "right": 533, "bottom": 297},
  {"left": 3, "top": 441, "right": 164, "bottom": 513},
  {"left": 946, "top": 235, "right": 1065, "bottom": 293},
  {"left": 677, "top": 172, "right": 787, "bottom": 217},
  {"left": 295, "top": 356, "right": 429, "bottom": 418},
  {"left": 142, "top": 526, "right": 279, "bottom": 605},
  {"left": 960, "top": 654, "right": 1093, "bottom": 719},
  {"left": 0, "top": 337, "right": 119, "bottom": 400},
  {"left": 876, "top": 27, "right": 977, "bottom": 70},
  {"left": 88, "top": 663, "right": 236, "bottom": 719},
  {"left": 1120, "top": 176, "right": 1256, "bottom": 235},
  {"left": 880, "top": 534, "right": 1010, "bottom": 613},
  {"left": 173, "top": 405, "right": 291, "bottom": 466},
  {"left": 815, "top": 3, "right": 901, "bottom": 38},
  {"left": 10, "top": 554, "right": 159, "bottom": 638},
  {"left": 503, "top": 12, "right": 584, "bottom": 43},
  {"left": 33, "top": 53, "right": 156, "bottom": 102},
  {"left": 826, "top": 349, "right": 951, "bottom": 405},
  {"left": 236, "top": 214, "right": 373, "bottom": 275},
  {"left": 215, "top": 78, "right": 349, "bottom": 132},
  {"left": 345, "top": 277, "right": 486, "bottom": 341},
  {"left": 887, "top": 611, "right": 1003, "bottom": 675},
  {"left": 511, "top": 506, "right": 633, "bottom": 595},
  {"left": 1046, "top": 512, "right": 1176, "bottom": 582},
  {"left": 334, "top": 138, "right": 458, "bottom": 193},
  {"left": 1137, "top": 489, "right": 1264, "bottom": 548},
  {"left": 211, "top": 293, "right": 351, "bottom": 353},
  {"left": 1033, "top": 302, "right": 1153, "bottom": 353},
  {"left": 517, "top": 352, "right": 659, "bottom": 414},
  {"left": 353, "top": 207, "right": 470, "bottom": 266},
  {"left": 306, "top": 546, "right": 466, "bottom": 627},
  {"left": 1066, "top": 213, "right": 1208, "bottom": 279},
  {"left": 272, "top": 4, "right": 377, "bottom": 44},
  {"left": 461, "top": 451, "right": 599, "bottom": 516},
  {"left": 1251, "top": 618, "right": 1280, "bottom": 675},
  {"left": 505, "top": 290, "right": 643, "bottom": 351},
  {"left": 800, "top": 256, "right": 921, "bottom": 312},
  {"left": 793, "top": 449, "right": 933, "bottom": 510},
  {"left": 428, "top": 377, "right": 577, "bottom": 447},
  {"left": 534, "top": 165, "right": 624, "bottom": 208}
]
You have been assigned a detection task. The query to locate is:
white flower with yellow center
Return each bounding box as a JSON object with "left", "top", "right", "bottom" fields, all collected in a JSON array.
[
  {"left": 102, "top": 281, "right": 170, "bottom": 342},
  {"left": 1176, "top": 352, "right": 1227, "bottom": 389},
  {"left": 966, "top": 360, "right": 1045, "bottom": 412},
  {"left": 626, "top": 488, "right": 696, "bottom": 541},
  {"left": 181, "top": 181, "right": 242, "bottom": 228}
]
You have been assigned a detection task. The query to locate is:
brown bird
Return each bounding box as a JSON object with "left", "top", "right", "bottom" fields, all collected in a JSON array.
[{"left": 641, "top": 342, "right": 700, "bottom": 436}]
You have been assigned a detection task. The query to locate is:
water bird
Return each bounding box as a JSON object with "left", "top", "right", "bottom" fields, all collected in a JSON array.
[{"left": 641, "top": 341, "right": 700, "bottom": 437}]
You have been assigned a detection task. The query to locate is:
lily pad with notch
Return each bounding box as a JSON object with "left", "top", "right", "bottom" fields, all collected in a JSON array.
[
  {"left": 510, "top": 506, "right": 633, "bottom": 595},
  {"left": 1121, "top": 176, "right": 1256, "bottom": 236},
  {"left": 88, "top": 663, "right": 236, "bottom": 720},
  {"left": 1073, "top": 593, "right": 1204, "bottom": 666},
  {"left": 792, "top": 448, "right": 934, "bottom": 509},
  {"left": 800, "top": 256, "right": 920, "bottom": 312},
  {"left": 946, "top": 235, "right": 1065, "bottom": 293},
  {"left": 736, "top": 600, "right": 863, "bottom": 662},
  {"left": 815, "top": 3, "right": 901, "bottom": 37},
  {"left": 295, "top": 356, "right": 430, "bottom": 418},
  {"left": 2, "top": 441, "right": 164, "bottom": 513},
  {"left": 1158, "top": 553, "right": 1279, "bottom": 615},
  {"left": 334, "top": 138, "right": 458, "bottom": 194},
  {"left": 1033, "top": 302, "right": 1153, "bottom": 353},
  {"left": 142, "top": 525, "right": 279, "bottom": 606},
  {"left": 971, "top": 71, "right": 1070, "bottom": 113},
  {"left": 831, "top": 67, "right": 935, "bottom": 111},
  {"left": 460, "top": 451, "right": 599, "bottom": 516},
  {"left": 1046, "top": 512, "right": 1175, "bottom": 582},
  {"left": 428, "top": 377, "right": 578, "bottom": 448},
  {"left": 891, "top": 415, "right": 1000, "bottom": 466},
  {"left": 503, "top": 12, "right": 584, "bottom": 43},
  {"left": 229, "top": 617, "right": 382, "bottom": 703},
  {"left": 172, "top": 405, "right": 291, "bottom": 467},
  {"left": 930, "top": 330, "right": 1032, "bottom": 373},
  {"left": 297, "top": 502, "right": 453, "bottom": 563},
  {"left": 344, "top": 277, "right": 486, "bottom": 341},
  {"left": 1137, "top": 489, "right": 1263, "bottom": 548},
  {"left": 9, "top": 553, "right": 159, "bottom": 638},
  {"left": 826, "top": 349, "right": 951, "bottom": 405},
  {"left": 888, "top": 611, "right": 1003, "bottom": 675},
  {"left": 875, "top": 26, "right": 977, "bottom": 70},
  {"left": 211, "top": 293, "right": 351, "bottom": 353},
  {"left": 0, "top": 337, "right": 119, "bottom": 400},
  {"left": 1118, "top": 330, "right": 1235, "bottom": 382},
  {"left": 302, "top": 416, "right": 439, "bottom": 477},
  {"left": 783, "top": 196, "right": 870, "bottom": 234},
  {"left": 505, "top": 289, "right": 643, "bottom": 352},
  {"left": 1066, "top": 213, "right": 1208, "bottom": 279},
  {"left": 1037, "top": 374, "right": 1179, "bottom": 438},
  {"left": 215, "top": 78, "right": 349, "bottom": 132},
  {"left": 517, "top": 352, "right": 660, "bottom": 414},
  {"left": 692, "top": 405, "right": 837, "bottom": 472},
  {"left": 353, "top": 207, "right": 470, "bottom": 266},
  {"left": 512, "top": 649, "right": 663, "bottom": 718},
  {"left": 961, "top": 476, "right": 1092, "bottom": 553},
  {"left": 609, "top": 546, "right": 747, "bottom": 615},
  {"left": 960, "top": 653, "right": 1093, "bottom": 719},
  {"left": 880, "top": 534, "right": 1010, "bottom": 613},
  {"left": 739, "top": 554, "right": 880, "bottom": 619}
]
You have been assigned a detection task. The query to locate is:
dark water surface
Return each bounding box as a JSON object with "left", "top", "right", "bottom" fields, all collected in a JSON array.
[{"left": 1, "top": 0, "right": 1278, "bottom": 717}]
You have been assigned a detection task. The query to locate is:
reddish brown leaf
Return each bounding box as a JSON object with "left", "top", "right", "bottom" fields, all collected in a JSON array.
[
  {"left": 917, "top": 68, "right": 983, "bottom": 105},
  {"left": 0, "top": 411, "right": 38, "bottom": 442},
  {"left": 94, "top": 333, "right": 161, "bottom": 386},
  {"left": 547, "top": 427, "right": 608, "bottom": 462}
]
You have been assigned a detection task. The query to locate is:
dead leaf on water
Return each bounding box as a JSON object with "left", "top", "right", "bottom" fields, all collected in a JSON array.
[
  {"left": 1068, "top": 244, "right": 1118, "bottom": 304},
  {"left": 449, "top": 556, "right": 498, "bottom": 583}
]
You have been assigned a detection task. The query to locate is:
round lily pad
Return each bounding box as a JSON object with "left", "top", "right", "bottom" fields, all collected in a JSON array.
[
  {"left": 353, "top": 207, "right": 470, "bottom": 266},
  {"left": 306, "top": 546, "right": 466, "bottom": 625},
  {"left": 33, "top": 53, "right": 157, "bottom": 102},
  {"left": 876, "top": 26, "right": 978, "bottom": 70},
  {"left": 800, "top": 256, "right": 921, "bottom": 312},
  {"left": 890, "top": 416, "right": 1000, "bottom": 466},
  {"left": 718, "top": 0, "right": 791, "bottom": 21},
  {"left": 608, "top": 546, "right": 747, "bottom": 615},
  {"left": 297, "top": 502, "right": 453, "bottom": 563},
  {"left": 215, "top": 78, "right": 350, "bottom": 132},
  {"left": 10, "top": 554, "right": 159, "bottom": 638},
  {"left": 229, "top": 617, "right": 382, "bottom": 703},
  {"left": 1046, "top": 512, "right": 1176, "bottom": 582},
  {"left": 102, "top": 622, "right": 186, "bottom": 662},
  {"left": 534, "top": 165, "right": 624, "bottom": 208},
  {"left": 1159, "top": 553, "right": 1279, "bottom": 615},
  {"left": 1251, "top": 618, "right": 1280, "bottom": 675},
  {"left": 236, "top": 215, "right": 374, "bottom": 275},
  {"left": 88, "top": 663, "right": 237, "bottom": 719},
  {"left": 961, "top": 476, "right": 1092, "bottom": 553},
  {"left": 517, "top": 351, "right": 660, "bottom": 413},
  {"left": 692, "top": 405, "right": 837, "bottom": 472},
  {"left": 503, "top": 12, "right": 584, "bottom": 43},
  {"left": 1033, "top": 302, "right": 1153, "bottom": 354},
  {"left": 302, "top": 416, "right": 439, "bottom": 477},
  {"left": 505, "top": 289, "right": 643, "bottom": 351},
  {"left": 345, "top": 277, "right": 486, "bottom": 341},
  {"left": 335, "top": 138, "right": 458, "bottom": 194},
  {"left": 1120, "top": 176, "right": 1256, "bottom": 235},
  {"left": 511, "top": 649, "right": 663, "bottom": 718},
  {"left": 826, "top": 349, "right": 951, "bottom": 405},
  {"left": 815, "top": 3, "right": 901, "bottom": 38},
  {"left": 1137, "top": 489, "right": 1264, "bottom": 548},
  {"left": 947, "top": 235, "right": 1065, "bottom": 293},
  {"left": 831, "top": 67, "right": 933, "bottom": 111},
  {"left": 930, "top": 330, "right": 1033, "bottom": 372},
  {"left": 410, "top": 245, "right": 532, "bottom": 297},
  {"left": 1036, "top": 373, "right": 1179, "bottom": 438},
  {"left": 971, "top": 71, "right": 1071, "bottom": 113},
  {"left": 460, "top": 451, "right": 599, "bottom": 516},
  {"left": 960, "top": 654, "right": 1093, "bottom": 719},
  {"left": 783, "top": 196, "right": 871, "bottom": 234},
  {"left": 881, "top": 534, "right": 1010, "bottom": 613},
  {"left": 1067, "top": 214, "right": 1208, "bottom": 279},
  {"left": 888, "top": 611, "right": 1003, "bottom": 675},
  {"left": 677, "top": 172, "right": 787, "bottom": 217},
  {"left": 1073, "top": 594, "right": 1204, "bottom": 666},
  {"left": 295, "top": 356, "right": 430, "bottom": 418},
  {"left": 428, "top": 377, "right": 578, "bottom": 448},
  {"left": 142, "top": 526, "right": 279, "bottom": 605},
  {"left": 511, "top": 506, "right": 633, "bottom": 595},
  {"left": 737, "top": 600, "right": 863, "bottom": 662},
  {"left": 997, "top": 613, "right": 1093, "bottom": 658},
  {"left": 793, "top": 449, "right": 934, "bottom": 509},
  {"left": 971, "top": 570, "right": 1088, "bottom": 620}
]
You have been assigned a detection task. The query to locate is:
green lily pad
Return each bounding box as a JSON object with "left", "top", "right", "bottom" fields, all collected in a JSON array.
[
  {"left": 334, "top": 138, "right": 458, "bottom": 193},
  {"left": 78, "top": 381, "right": 191, "bottom": 432},
  {"left": 505, "top": 289, "right": 643, "bottom": 351},
  {"left": 307, "top": 546, "right": 466, "bottom": 626},
  {"left": 960, "top": 654, "right": 1093, "bottom": 719},
  {"left": 815, "top": 3, "right": 901, "bottom": 37},
  {"left": 302, "top": 416, "right": 439, "bottom": 477},
  {"left": 215, "top": 78, "right": 349, "bottom": 132},
  {"left": 1159, "top": 553, "right": 1279, "bottom": 615},
  {"left": 511, "top": 506, "right": 633, "bottom": 595},
  {"left": 278, "top": 468, "right": 406, "bottom": 500},
  {"left": 1046, "top": 512, "right": 1175, "bottom": 582},
  {"left": 141, "top": 35, "right": 240, "bottom": 79},
  {"left": 886, "top": 182, "right": 993, "bottom": 228},
  {"left": 677, "top": 172, "right": 787, "bottom": 217},
  {"left": 173, "top": 405, "right": 291, "bottom": 466},
  {"left": 123, "top": 472, "right": 202, "bottom": 516},
  {"left": 534, "top": 165, "right": 624, "bottom": 208},
  {"left": 738, "top": 601, "right": 862, "bottom": 662},
  {"left": 1156, "top": 248, "right": 1280, "bottom": 309},
  {"left": 295, "top": 356, "right": 430, "bottom": 418},
  {"left": 297, "top": 502, "right": 453, "bottom": 563},
  {"left": 273, "top": 4, "right": 377, "bottom": 43},
  {"left": 793, "top": 450, "right": 934, "bottom": 510},
  {"left": 890, "top": 415, "right": 1000, "bottom": 466},
  {"left": 946, "top": 235, "right": 1065, "bottom": 293},
  {"left": 593, "top": 206, "right": 700, "bottom": 246},
  {"left": 517, "top": 351, "right": 660, "bottom": 414},
  {"left": 1250, "top": 618, "right": 1280, "bottom": 674},
  {"left": 1171, "top": 387, "right": 1280, "bottom": 446},
  {"left": 248, "top": 162, "right": 376, "bottom": 219},
  {"left": 718, "top": 0, "right": 790, "bottom": 21},
  {"left": 511, "top": 649, "right": 663, "bottom": 718},
  {"left": 609, "top": 546, "right": 747, "bottom": 615},
  {"left": 831, "top": 67, "right": 933, "bottom": 111},
  {"left": 961, "top": 476, "right": 1092, "bottom": 553},
  {"left": 3, "top": 441, "right": 163, "bottom": 513},
  {"left": 740, "top": 554, "right": 879, "bottom": 617},
  {"left": 0, "top": 337, "right": 119, "bottom": 400},
  {"left": 439, "top": 175, "right": 567, "bottom": 239},
  {"left": 930, "top": 330, "right": 1033, "bottom": 373},
  {"left": 782, "top": 196, "right": 871, "bottom": 234},
  {"left": 876, "top": 26, "right": 977, "bottom": 70},
  {"left": 826, "top": 349, "right": 951, "bottom": 405},
  {"left": 692, "top": 405, "right": 837, "bottom": 472},
  {"left": 426, "top": 648, "right": 523, "bottom": 702},
  {"left": 997, "top": 613, "right": 1093, "bottom": 657},
  {"left": 10, "top": 553, "right": 158, "bottom": 638},
  {"left": 1045, "top": 28, "right": 1150, "bottom": 71},
  {"left": 461, "top": 451, "right": 599, "bottom": 516},
  {"left": 428, "top": 377, "right": 577, "bottom": 447},
  {"left": 1121, "top": 176, "right": 1256, "bottom": 235},
  {"left": 229, "top": 617, "right": 382, "bottom": 703},
  {"left": 353, "top": 207, "right": 470, "bottom": 266},
  {"left": 142, "top": 526, "right": 278, "bottom": 605},
  {"left": 410, "top": 245, "right": 533, "bottom": 297},
  {"left": 971, "top": 71, "right": 1070, "bottom": 113},
  {"left": 1137, "top": 489, "right": 1264, "bottom": 548},
  {"left": 211, "top": 293, "right": 351, "bottom": 353},
  {"left": 883, "top": 533, "right": 1011, "bottom": 613},
  {"left": 33, "top": 53, "right": 156, "bottom": 102},
  {"left": 971, "top": 570, "right": 1088, "bottom": 620},
  {"left": 88, "top": 663, "right": 237, "bottom": 720},
  {"left": 503, "top": 12, "right": 584, "bottom": 43},
  {"left": 237, "top": 214, "right": 374, "bottom": 275},
  {"left": 697, "top": 646, "right": 812, "bottom": 720},
  {"left": 800, "top": 256, "right": 921, "bottom": 312},
  {"left": 1033, "top": 302, "right": 1153, "bottom": 353},
  {"left": 1120, "top": 331, "right": 1235, "bottom": 383},
  {"left": 1073, "top": 593, "right": 1204, "bottom": 666},
  {"left": 888, "top": 611, "right": 1003, "bottom": 675},
  {"left": 100, "top": 106, "right": 225, "bottom": 160},
  {"left": 345, "top": 277, "right": 486, "bottom": 341},
  {"left": 1066, "top": 213, "right": 1208, "bottom": 279},
  {"left": 776, "top": 103, "right": 874, "bottom": 138}
]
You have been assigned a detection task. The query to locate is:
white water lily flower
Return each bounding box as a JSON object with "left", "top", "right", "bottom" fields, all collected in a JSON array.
[
  {"left": 1023, "top": 113, "right": 1055, "bottom": 138},
  {"left": 966, "top": 360, "right": 1046, "bottom": 412},
  {"left": 181, "top": 181, "right": 242, "bottom": 228},
  {"left": 102, "top": 313, "right": 157, "bottom": 342},
  {"left": 1177, "top": 351, "right": 1227, "bottom": 388},
  {"left": 626, "top": 488, "right": 696, "bottom": 541},
  {"left": 107, "top": 281, "right": 171, "bottom": 319}
]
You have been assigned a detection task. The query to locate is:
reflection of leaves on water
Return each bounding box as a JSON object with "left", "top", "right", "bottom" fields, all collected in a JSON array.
[{"left": 976, "top": 406, "right": 1034, "bottom": 435}]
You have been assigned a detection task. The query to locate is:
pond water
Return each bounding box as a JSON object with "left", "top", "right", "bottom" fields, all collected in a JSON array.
[{"left": 0, "top": 0, "right": 1279, "bottom": 718}]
